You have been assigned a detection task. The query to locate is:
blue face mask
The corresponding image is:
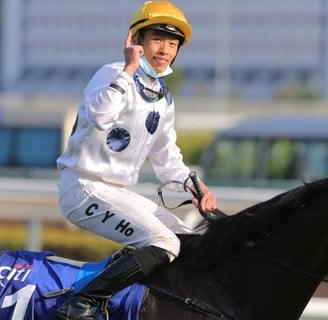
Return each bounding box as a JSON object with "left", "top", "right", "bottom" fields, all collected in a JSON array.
[{"left": 139, "top": 56, "right": 173, "bottom": 78}]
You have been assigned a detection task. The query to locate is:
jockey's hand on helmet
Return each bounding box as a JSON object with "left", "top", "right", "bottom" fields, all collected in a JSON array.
[
  {"left": 123, "top": 31, "right": 143, "bottom": 76},
  {"left": 192, "top": 180, "right": 217, "bottom": 212}
]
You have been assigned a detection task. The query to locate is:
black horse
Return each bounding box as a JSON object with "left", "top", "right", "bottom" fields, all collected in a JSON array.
[
  {"left": 139, "top": 178, "right": 328, "bottom": 320},
  {"left": 1, "top": 178, "right": 328, "bottom": 319}
]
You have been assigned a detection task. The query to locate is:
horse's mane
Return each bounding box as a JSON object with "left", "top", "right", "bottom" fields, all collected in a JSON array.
[{"left": 179, "top": 179, "right": 328, "bottom": 270}]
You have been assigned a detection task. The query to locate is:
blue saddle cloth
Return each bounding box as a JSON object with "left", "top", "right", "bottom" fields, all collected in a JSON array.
[{"left": 0, "top": 250, "right": 145, "bottom": 320}]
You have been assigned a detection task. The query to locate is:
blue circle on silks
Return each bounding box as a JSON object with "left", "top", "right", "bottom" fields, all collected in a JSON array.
[
  {"left": 145, "top": 111, "right": 160, "bottom": 134},
  {"left": 107, "top": 128, "right": 131, "bottom": 152}
]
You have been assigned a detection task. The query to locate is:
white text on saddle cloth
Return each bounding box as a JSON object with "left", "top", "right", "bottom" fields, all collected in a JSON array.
[{"left": 0, "top": 264, "right": 32, "bottom": 287}]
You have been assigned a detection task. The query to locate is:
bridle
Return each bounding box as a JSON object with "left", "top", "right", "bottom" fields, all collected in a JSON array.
[
  {"left": 145, "top": 282, "right": 233, "bottom": 320},
  {"left": 262, "top": 254, "right": 328, "bottom": 283}
]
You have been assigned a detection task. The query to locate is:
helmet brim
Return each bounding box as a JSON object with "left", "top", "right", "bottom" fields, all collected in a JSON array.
[{"left": 144, "top": 24, "right": 185, "bottom": 42}]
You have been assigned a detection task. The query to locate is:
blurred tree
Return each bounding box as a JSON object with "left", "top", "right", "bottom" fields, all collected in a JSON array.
[
  {"left": 177, "top": 130, "right": 215, "bottom": 165},
  {"left": 164, "top": 67, "right": 184, "bottom": 95},
  {"left": 276, "top": 82, "right": 320, "bottom": 101}
]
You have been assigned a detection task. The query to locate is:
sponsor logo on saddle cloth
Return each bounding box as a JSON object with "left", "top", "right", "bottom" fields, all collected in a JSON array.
[
  {"left": 0, "top": 262, "right": 33, "bottom": 287},
  {"left": 0, "top": 250, "right": 56, "bottom": 319}
]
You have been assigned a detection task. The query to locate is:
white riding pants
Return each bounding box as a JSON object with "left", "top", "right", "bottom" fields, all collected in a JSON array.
[{"left": 57, "top": 169, "right": 193, "bottom": 261}]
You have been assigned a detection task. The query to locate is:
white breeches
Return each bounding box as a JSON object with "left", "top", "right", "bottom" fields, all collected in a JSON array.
[{"left": 57, "top": 170, "right": 193, "bottom": 261}]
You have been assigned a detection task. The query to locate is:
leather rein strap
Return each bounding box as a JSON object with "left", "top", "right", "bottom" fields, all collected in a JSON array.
[
  {"left": 145, "top": 283, "right": 232, "bottom": 320},
  {"left": 157, "top": 173, "right": 227, "bottom": 221},
  {"left": 263, "top": 254, "right": 328, "bottom": 283},
  {"left": 157, "top": 179, "right": 193, "bottom": 210}
]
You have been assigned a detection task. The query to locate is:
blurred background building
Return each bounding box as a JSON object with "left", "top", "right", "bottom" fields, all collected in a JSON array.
[{"left": 1, "top": 0, "right": 328, "bottom": 101}]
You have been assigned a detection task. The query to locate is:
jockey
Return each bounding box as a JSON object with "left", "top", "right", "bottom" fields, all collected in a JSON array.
[{"left": 56, "top": 1, "right": 217, "bottom": 319}]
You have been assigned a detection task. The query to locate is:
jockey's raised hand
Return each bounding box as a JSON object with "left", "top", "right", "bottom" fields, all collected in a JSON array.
[{"left": 123, "top": 31, "right": 143, "bottom": 76}]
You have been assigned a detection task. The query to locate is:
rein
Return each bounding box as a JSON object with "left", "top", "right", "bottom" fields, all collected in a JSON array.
[
  {"left": 145, "top": 283, "right": 233, "bottom": 320},
  {"left": 157, "top": 179, "right": 193, "bottom": 210},
  {"left": 262, "top": 254, "right": 328, "bottom": 283},
  {"left": 157, "top": 172, "right": 228, "bottom": 221}
]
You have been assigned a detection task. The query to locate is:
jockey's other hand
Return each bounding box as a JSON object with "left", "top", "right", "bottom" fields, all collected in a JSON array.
[{"left": 192, "top": 180, "right": 217, "bottom": 212}]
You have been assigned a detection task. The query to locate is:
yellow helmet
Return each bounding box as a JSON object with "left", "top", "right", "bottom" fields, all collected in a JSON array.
[{"left": 129, "top": 1, "right": 192, "bottom": 45}]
